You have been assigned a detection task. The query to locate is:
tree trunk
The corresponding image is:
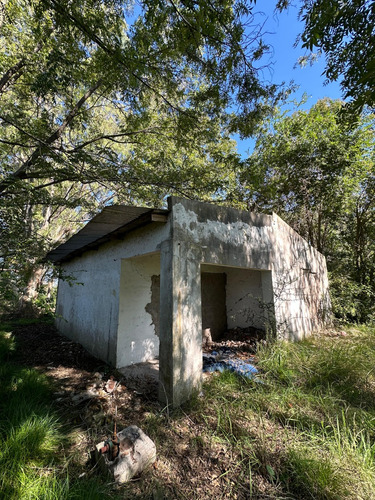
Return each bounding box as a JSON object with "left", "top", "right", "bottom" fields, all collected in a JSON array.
[{"left": 18, "top": 266, "right": 47, "bottom": 316}]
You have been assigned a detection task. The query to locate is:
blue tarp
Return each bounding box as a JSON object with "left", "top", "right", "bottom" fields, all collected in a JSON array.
[{"left": 203, "top": 351, "right": 258, "bottom": 380}]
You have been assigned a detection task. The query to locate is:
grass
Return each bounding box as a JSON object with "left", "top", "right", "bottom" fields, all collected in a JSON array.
[
  {"left": 181, "top": 325, "right": 375, "bottom": 499},
  {"left": 0, "top": 325, "right": 121, "bottom": 500},
  {"left": 1, "top": 321, "right": 375, "bottom": 499}
]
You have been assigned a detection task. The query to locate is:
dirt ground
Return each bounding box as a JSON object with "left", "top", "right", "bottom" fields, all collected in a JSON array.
[{"left": 11, "top": 322, "right": 268, "bottom": 499}]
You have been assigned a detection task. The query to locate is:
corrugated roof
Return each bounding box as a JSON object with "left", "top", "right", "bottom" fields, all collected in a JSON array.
[{"left": 46, "top": 205, "right": 169, "bottom": 264}]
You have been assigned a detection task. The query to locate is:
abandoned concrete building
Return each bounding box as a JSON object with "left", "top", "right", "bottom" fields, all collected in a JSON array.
[{"left": 47, "top": 197, "right": 330, "bottom": 406}]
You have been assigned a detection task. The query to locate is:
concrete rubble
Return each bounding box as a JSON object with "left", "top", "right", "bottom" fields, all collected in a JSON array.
[{"left": 96, "top": 425, "right": 156, "bottom": 484}]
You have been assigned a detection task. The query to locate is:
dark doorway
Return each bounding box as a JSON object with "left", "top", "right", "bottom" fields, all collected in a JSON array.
[{"left": 201, "top": 272, "right": 227, "bottom": 340}]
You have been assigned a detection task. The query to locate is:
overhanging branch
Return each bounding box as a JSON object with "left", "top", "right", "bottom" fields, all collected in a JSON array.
[{"left": 0, "top": 80, "right": 102, "bottom": 194}]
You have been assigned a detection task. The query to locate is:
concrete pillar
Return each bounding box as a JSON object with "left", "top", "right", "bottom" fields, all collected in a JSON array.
[{"left": 159, "top": 239, "right": 202, "bottom": 406}]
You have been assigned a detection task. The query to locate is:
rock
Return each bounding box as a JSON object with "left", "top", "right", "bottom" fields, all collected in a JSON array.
[
  {"left": 202, "top": 328, "right": 212, "bottom": 347},
  {"left": 96, "top": 425, "right": 156, "bottom": 484}
]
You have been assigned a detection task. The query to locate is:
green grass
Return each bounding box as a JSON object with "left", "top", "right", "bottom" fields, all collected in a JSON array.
[
  {"left": 0, "top": 326, "right": 120, "bottom": 500},
  {"left": 182, "top": 325, "right": 375, "bottom": 499},
  {"left": 2, "top": 321, "right": 375, "bottom": 499}
]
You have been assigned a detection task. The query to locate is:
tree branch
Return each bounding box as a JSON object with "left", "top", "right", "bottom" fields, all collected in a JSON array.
[
  {"left": 0, "top": 80, "right": 102, "bottom": 194},
  {"left": 43, "top": 0, "right": 183, "bottom": 113},
  {"left": 66, "top": 126, "right": 165, "bottom": 152},
  {"left": 0, "top": 59, "right": 27, "bottom": 94},
  {"left": 0, "top": 42, "right": 44, "bottom": 94}
]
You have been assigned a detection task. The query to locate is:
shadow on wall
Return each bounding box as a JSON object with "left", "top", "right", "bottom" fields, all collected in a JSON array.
[{"left": 273, "top": 224, "right": 331, "bottom": 339}]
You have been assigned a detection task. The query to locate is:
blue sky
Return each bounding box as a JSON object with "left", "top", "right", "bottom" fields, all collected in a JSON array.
[{"left": 235, "top": 3, "right": 343, "bottom": 158}]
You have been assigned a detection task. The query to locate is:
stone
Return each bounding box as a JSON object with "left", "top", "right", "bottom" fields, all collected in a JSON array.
[
  {"left": 96, "top": 425, "right": 156, "bottom": 484},
  {"left": 202, "top": 328, "right": 213, "bottom": 347}
]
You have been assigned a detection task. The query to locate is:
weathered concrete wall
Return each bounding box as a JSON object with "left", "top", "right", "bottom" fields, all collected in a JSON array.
[
  {"left": 158, "top": 198, "right": 277, "bottom": 405},
  {"left": 170, "top": 198, "right": 274, "bottom": 270},
  {"left": 55, "top": 196, "right": 330, "bottom": 408},
  {"left": 159, "top": 239, "right": 203, "bottom": 406},
  {"left": 117, "top": 253, "right": 160, "bottom": 367},
  {"left": 163, "top": 198, "right": 329, "bottom": 357},
  {"left": 226, "top": 268, "right": 265, "bottom": 330},
  {"left": 55, "top": 221, "right": 170, "bottom": 365},
  {"left": 270, "top": 214, "right": 330, "bottom": 340},
  {"left": 200, "top": 264, "right": 270, "bottom": 335}
]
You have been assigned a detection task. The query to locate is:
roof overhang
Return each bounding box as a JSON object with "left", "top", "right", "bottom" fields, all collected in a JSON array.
[{"left": 46, "top": 205, "right": 169, "bottom": 264}]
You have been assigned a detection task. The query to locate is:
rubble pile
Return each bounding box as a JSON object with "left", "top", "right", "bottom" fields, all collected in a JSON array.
[
  {"left": 202, "top": 326, "right": 266, "bottom": 380},
  {"left": 205, "top": 326, "right": 266, "bottom": 356}
]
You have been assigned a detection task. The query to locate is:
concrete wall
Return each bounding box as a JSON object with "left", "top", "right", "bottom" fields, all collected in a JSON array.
[
  {"left": 226, "top": 268, "right": 266, "bottom": 330},
  {"left": 271, "top": 214, "right": 330, "bottom": 339},
  {"left": 159, "top": 238, "right": 203, "bottom": 406},
  {"left": 117, "top": 253, "right": 160, "bottom": 367},
  {"left": 158, "top": 199, "right": 277, "bottom": 405},
  {"left": 170, "top": 198, "right": 274, "bottom": 270},
  {"left": 55, "top": 221, "right": 170, "bottom": 365},
  {"left": 200, "top": 264, "right": 270, "bottom": 335},
  {"left": 165, "top": 198, "right": 329, "bottom": 348},
  {"left": 55, "top": 196, "right": 330, "bottom": 407}
]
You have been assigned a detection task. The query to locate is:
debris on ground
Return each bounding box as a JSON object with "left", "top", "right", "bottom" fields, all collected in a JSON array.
[
  {"left": 104, "top": 375, "right": 118, "bottom": 394},
  {"left": 202, "top": 326, "right": 264, "bottom": 379},
  {"left": 6, "top": 320, "right": 278, "bottom": 498},
  {"left": 204, "top": 326, "right": 265, "bottom": 357},
  {"left": 203, "top": 351, "right": 258, "bottom": 379},
  {"left": 96, "top": 425, "right": 156, "bottom": 484}
]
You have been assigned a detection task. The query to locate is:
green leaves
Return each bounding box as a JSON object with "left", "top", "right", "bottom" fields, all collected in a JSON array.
[
  {"left": 3, "top": 0, "right": 279, "bottom": 313},
  {"left": 239, "top": 98, "right": 375, "bottom": 322},
  {"left": 0, "top": 0, "right": 283, "bottom": 197},
  {"left": 299, "top": 0, "right": 375, "bottom": 113}
]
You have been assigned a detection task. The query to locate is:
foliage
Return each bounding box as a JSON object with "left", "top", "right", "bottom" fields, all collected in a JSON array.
[
  {"left": 0, "top": 0, "right": 288, "bottom": 314},
  {"left": 185, "top": 325, "right": 375, "bottom": 498},
  {"left": 0, "top": 184, "right": 102, "bottom": 316},
  {"left": 239, "top": 99, "right": 375, "bottom": 322},
  {"left": 294, "top": 0, "right": 375, "bottom": 113},
  {"left": 0, "top": 0, "right": 282, "bottom": 195},
  {"left": 3, "top": 320, "right": 375, "bottom": 498}
]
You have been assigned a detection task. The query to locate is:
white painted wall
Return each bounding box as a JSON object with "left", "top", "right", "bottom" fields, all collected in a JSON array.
[
  {"left": 55, "top": 221, "right": 170, "bottom": 364},
  {"left": 117, "top": 252, "right": 160, "bottom": 367}
]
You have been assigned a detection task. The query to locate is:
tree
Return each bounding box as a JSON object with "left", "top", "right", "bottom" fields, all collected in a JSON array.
[
  {"left": 0, "top": 0, "right": 283, "bottom": 196},
  {"left": 239, "top": 98, "right": 375, "bottom": 322},
  {"left": 0, "top": 0, "right": 285, "bottom": 314},
  {"left": 293, "top": 0, "right": 375, "bottom": 113}
]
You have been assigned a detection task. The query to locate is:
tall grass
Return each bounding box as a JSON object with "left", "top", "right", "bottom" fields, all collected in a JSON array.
[
  {"left": 2, "top": 321, "right": 375, "bottom": 499},
  {"left": 185, "top": 325, "right": 375, "bottom": 499}
]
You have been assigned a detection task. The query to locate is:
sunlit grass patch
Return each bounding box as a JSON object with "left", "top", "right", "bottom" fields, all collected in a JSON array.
[
  {"left": 282, "top": 446, "right": 350, "bottom": 499},
  {"left": 0, "top": 327, "right": 120, "bottom": 500},
  {"left": 188, "top": 325, "right": 375, "bottom": 498}
]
